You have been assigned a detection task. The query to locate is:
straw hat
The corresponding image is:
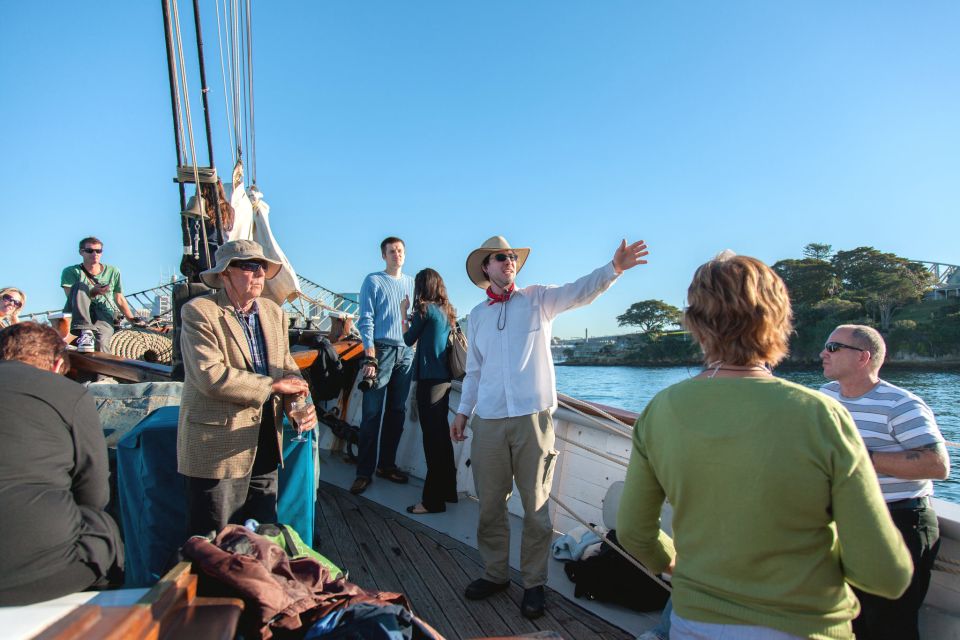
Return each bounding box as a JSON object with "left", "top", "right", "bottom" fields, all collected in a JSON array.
[
  {"left": 200, "top": 240, "right": 282, "bottom": 289},
  {"left": 465, "top": 236, "right": 530, "bottom": 289}
]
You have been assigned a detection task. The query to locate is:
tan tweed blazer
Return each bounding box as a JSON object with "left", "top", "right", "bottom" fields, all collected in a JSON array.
[{"left": 177, "top": 289, "right": 301, "bottom": 479}]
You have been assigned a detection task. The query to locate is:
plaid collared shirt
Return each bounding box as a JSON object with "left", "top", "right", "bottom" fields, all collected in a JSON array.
[{"left": 233, "top": 301, "right": 268, "bottom": 376}]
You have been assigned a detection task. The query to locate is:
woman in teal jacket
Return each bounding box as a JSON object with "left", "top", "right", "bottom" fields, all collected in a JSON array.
[{"left": 402, "top": 268, "right": 459, "bottom": 514}]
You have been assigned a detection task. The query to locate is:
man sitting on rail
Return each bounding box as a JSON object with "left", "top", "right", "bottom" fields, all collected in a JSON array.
[
  {"left": 821, "top": 324, "right": 950, "bottom": 640},
  {"left": 0, "top": 322, "right": 124, "bottom": 605},
  {"left": 61, "top": 235, "right": 144, "bottom": 353}
]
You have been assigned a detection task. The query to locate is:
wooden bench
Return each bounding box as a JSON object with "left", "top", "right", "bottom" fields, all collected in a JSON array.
[{"left": 31, "top": 562, "right": 243, "bottom": 640}]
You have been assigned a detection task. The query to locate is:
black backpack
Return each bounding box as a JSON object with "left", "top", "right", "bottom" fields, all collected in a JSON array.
[
  {"left": 308, "top": 336, "right": 346, "bottom": 401},
  {"left": 563, "top": 529, "right": 670, "bottom": 612}
]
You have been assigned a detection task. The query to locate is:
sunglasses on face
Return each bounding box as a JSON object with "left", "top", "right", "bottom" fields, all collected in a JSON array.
[
  {"left": 82, "top": 248, "right": 103, "bottom": 254},
  {"left": 232, "top": 260, "right": 267, "bottom": 273},
  {"left": 824, "top": 341, "right": 866, "bottom": 353},
  {"left": 493, "top": 253, "right": 519, "bottom": 263},
  {"left": 2, "top": 294, "right": 22, "bottom": 309}
]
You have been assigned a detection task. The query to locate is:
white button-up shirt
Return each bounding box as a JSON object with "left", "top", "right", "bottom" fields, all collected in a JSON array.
[{"left": 457, "top": 262, "right": 620, "bottom": 419}]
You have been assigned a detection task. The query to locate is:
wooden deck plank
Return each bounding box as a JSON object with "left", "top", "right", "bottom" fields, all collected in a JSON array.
[
  {"left": 332, "top": 490, "right": 406, "bottom": 594},
  {"left": 389, "top": 523, "right": 487, "bottom": 639},
  {"left": 316, "top": 481, "right": 635, "bottom": 639},
  {"left": 315, "top": 486, "right": 374, "bottom": 589},
  {"left": 352, "top": 501, "right": 460, "bottom": 639},
  {"left": 312, "top": 488, "right": 341, "bottom": 568},
  {"left": 412, "top": 530, "right": 516, "bottom": 639}
]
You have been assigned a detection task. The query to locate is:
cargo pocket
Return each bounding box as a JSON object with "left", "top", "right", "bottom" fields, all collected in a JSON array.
[{"left": 542, "top": 449, "right": 559, "bottom": 488}]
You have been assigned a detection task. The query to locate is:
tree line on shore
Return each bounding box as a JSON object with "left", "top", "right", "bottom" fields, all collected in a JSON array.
[{"left": 578, "top": 244, "right": 960, "bottom": 365}]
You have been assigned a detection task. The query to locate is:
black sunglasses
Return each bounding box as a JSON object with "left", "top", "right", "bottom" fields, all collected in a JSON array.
[
  {"left": 232, "top": 260, "right": 267, "bottom": 273},
  {"left": 82, "top": 248, "right": 103, "bottom": 254},
  {"left": 493, "top": 253, "right": 519, "bottom": 263},
  {"left": 824, "top": 341, "right": 866, "bottom": 353},
  {"left": 2, "top": 294, "right": 23, "bottom": 309}
]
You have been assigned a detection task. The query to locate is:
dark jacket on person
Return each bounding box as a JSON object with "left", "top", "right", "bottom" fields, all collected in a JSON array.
[
  {"left": 0, "top": 360, "right": 122, "bottom": 603},
  {"left": 403, "top": 304, "right": 451, "bottom": 382}
]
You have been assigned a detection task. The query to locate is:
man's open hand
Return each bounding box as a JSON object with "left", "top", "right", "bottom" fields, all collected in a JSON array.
[{"left": 612, "top": 239, "right": 649, "bottom": 274}]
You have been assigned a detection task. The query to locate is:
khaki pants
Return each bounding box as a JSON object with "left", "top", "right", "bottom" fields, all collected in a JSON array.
[{"left": 471, "top": 411, "right": 559, "bottom": 588}]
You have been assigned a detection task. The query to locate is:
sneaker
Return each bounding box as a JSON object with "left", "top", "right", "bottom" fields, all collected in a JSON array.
[{"left": 76, "top": 330, "right": 95, "bottom": 353}]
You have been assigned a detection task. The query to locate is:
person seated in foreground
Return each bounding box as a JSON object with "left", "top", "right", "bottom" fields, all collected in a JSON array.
[
  {"left": 61, "top": 235, "right": 144, "bottom": 353},
  {"left": 0, "top": 322, "right": 123, "bottom": 605},
  {"left": 616, "top": 252, "right": 912, "bottom": 640},
  {"left": 0, "top": 286, "right": 26, "bottom": 328}
]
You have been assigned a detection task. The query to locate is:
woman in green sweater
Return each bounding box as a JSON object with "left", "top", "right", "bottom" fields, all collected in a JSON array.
[
  {"left": 402, "top": 268, "right": 459, "bottom": 514},
  {"left": 617, "top": 253, "right": 911, "bottom": 640}
]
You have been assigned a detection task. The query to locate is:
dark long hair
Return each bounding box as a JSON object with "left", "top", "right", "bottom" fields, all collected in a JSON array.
[{"left": 413, "top": 268, "right": 458, "bottom": 329}]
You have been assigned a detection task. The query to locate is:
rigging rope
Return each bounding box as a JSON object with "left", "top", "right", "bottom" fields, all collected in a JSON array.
[
  {"left": 245, "top": 0, "right": 257, "bottom": 185},
  {"left": 170, "top": 0, "right": 210, "bottom": 265},
  {"left": 214, "top": 0, "right": 236, "bottom": 165}
]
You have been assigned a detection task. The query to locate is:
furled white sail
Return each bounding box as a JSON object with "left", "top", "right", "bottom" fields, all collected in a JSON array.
[{"left": 249, "top": 186, "right": 301, "bottom": 305}]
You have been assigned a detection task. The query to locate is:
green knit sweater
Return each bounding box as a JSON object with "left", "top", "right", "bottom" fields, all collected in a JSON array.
[{"left": 617, "top": 377, "right": 912, "bottom": 640}]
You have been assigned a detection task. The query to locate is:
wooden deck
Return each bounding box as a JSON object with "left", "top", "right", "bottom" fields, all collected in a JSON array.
[{"left": 314, "top": 481, "right": 634, "bottom": 640}]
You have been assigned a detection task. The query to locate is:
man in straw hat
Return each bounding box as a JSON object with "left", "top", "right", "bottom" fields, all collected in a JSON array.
[
  {"left": 453, "top": 235, "right": 649, "bottom": 619},
  {"left": 178, "top": 239, "right": 317, "bottom": 535}
]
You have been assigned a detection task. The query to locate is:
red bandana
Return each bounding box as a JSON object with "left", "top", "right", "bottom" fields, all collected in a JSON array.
[{"left": 486, "top": 284, "right": 515, "bottom": 305}]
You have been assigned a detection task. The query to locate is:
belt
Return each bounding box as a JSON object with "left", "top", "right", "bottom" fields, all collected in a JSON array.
[{"left": 887, "top": 496, "right": 929, "bottom": 511}]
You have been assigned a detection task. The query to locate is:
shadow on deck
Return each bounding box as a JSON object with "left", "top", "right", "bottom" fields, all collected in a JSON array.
[{"left": 314, "top": 481, "right": 633, "bottom": 640}]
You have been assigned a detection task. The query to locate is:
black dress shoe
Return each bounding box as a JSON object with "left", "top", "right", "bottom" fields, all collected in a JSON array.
[
  {"left": 521, "top": 585, "right": 545, "bottom": 619},
  {"left": 376, "top": 467, "right": 410, "bottom": 484},
  {"left": 349, "top": 477, "right": 371, "bottom": 495},
  {"left": 464, "top": 578, "right": 509, "bottom": 600}
]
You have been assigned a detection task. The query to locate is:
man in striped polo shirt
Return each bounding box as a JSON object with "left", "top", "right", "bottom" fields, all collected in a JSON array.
[
  {"left": 351, "top": 236, "right": 416, "bottom": 495},
  {"left": 820, "top": 324, "right": 950, "bottom": 640}
]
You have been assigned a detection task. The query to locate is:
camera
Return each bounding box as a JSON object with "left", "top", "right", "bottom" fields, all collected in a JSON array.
[{"left": 358, "top": 357, "right": 379, "bottom": 392}]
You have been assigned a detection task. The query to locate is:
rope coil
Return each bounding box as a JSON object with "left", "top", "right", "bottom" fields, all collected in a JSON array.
[{"left": 109, "top": 329, "right": 173, "bottom": 365}]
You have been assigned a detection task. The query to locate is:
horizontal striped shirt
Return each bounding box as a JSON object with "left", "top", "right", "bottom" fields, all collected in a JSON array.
[
  {"left": 820, "top": 379, "right": 944, "bottom": 502},
  {"left": 357, "top": 271, "right": 415, "bottom": 350}
]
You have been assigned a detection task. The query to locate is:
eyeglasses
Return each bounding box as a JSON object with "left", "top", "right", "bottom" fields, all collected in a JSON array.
[
  {"left": 1, "top": 294, "right": 22, "bottom": 309},
  {"left": 493, "top": 253, "right": 519, "bottom": 263},
  {"left": 824, "top": 341, "right": 866, "bottom": 353},
  {"left": 232, "top": 260, "right": 267, "bottom": 273},
  {"left": 82, "top": 248, "right": 103, "bottom": 254}
]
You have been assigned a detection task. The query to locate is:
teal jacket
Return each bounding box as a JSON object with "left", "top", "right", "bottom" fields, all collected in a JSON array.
[{"left": 403, "top": 304, "right": 452, "bottom": 382}]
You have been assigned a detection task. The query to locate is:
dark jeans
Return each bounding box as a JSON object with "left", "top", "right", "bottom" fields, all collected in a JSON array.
[
  {"left": 186, "top": 410, "right": 281, "bottom": 536},
  {"left": 852, "top": 500, "right": 940, "bottom": 640},
  {"left": 417, "top": 379, "right": 457, "bottom": 511},
  {"left": 356, "top": 343, "right": 413, "bottom": 479},
  {"left": 67, "top": 281, "right": 116, "bottom": 351}
]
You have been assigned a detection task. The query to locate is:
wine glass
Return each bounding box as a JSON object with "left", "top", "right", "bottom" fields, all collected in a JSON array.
[{"left": 288, "top": 398, "right": 312, "bottom": 443}]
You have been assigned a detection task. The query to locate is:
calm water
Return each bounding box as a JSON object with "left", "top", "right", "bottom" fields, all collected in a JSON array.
[{"left": 555, "top": 365, "right": 960, "bottom": 504}]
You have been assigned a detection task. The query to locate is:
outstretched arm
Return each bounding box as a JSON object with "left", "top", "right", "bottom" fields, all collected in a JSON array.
[{"left": 541, "top": 239, "right": 650, "bottom": 318}]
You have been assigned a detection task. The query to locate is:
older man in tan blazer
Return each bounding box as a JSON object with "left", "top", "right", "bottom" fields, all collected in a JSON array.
[{"left": 178, "top": 239, "right": 317, "bottom": 535}]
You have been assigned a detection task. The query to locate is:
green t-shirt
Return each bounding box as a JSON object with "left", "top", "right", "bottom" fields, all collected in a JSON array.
[{"left": 61, "top": 263, "right": 123, "bottom": 320}]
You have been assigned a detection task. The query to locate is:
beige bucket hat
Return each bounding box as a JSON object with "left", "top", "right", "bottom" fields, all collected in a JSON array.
[
  {"left": 465, "top": 236, "right": 531, "bottom": 289},
  {"left": 200, "top": 239, "right": 282, "bottom": 289}
]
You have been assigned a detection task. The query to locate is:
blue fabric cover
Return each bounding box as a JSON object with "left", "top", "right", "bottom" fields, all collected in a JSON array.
[{"left": 117, "top": 405, "right": 315, "bottom": 587}]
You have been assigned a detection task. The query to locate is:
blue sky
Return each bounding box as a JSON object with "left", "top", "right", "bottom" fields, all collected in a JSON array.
[{"left": 2, "top": 2, "right": 958, "bottom": 338}]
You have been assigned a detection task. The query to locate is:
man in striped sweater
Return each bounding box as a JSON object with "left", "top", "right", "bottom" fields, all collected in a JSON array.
[
  {"left": 820, "top": 324, "right": 950, "bottom": 640},
  {"left": 351, "top": 237, "right": 416, "bottom": 495}
]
